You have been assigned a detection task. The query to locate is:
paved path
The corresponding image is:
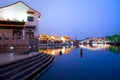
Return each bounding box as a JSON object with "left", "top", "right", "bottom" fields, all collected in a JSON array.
[{"left": 0, "top": 52, "right": 40, "bottom": 66}]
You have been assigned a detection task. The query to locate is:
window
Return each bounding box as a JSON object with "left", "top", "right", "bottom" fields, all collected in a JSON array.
[
  {"left": 38, "top": 15, "right": 40, "bottom": 21},
  {"left": 27, "top": 11, "right": 34, "bottom": 14},
  {"left": 27, "top": 16, "right": 34, "bottom": 22},
  {"left": 13, "top": 29, "right": 22, "bottom": 36}
]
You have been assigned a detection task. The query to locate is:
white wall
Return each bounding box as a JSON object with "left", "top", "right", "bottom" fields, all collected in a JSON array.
[
  {"left": 0, "top": 2, "right": 40, "bottom": 37},
  {"left": 0, "top": 2, "right": 40, "bottom": 27}
]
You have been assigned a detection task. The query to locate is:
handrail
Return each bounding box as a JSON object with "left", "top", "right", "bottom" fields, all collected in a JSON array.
[{"left": 0, "top": 35, "right": 29, "bottom": 45}]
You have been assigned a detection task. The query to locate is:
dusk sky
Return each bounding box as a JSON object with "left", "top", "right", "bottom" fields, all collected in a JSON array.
[{"left": 0, "top": 0, "right": 120, "bottom": 39}]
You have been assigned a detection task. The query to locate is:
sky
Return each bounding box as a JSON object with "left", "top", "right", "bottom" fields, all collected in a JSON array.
[{"left": 0, "top": 0, "right": 120, "bottom": 39}]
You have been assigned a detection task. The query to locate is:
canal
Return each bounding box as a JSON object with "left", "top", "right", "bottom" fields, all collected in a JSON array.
[{"left": 39, "top": 44, "right": 120, "bottom": 80}]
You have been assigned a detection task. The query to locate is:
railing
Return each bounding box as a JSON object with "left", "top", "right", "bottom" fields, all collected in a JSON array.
[{"left": 0, "top": 35, "right": 29, "bottom": 46}]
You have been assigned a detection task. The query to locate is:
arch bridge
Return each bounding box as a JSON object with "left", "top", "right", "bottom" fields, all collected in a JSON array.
[{"left": 79, "top": 37, "right": 109, "bottom": 44}]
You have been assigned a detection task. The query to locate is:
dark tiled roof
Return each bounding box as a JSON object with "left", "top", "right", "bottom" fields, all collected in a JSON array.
[{"left": 0, "top": 1, "right": 41, "bottom": 16}]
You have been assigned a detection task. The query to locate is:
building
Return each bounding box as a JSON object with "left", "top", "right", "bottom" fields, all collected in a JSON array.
[
  {"left": 39, "top": 34, "right": 62, "bottom": 44},
  {"left": 50, "top": 35, "right": 62, "bottom": 44},
  {"left": 0, "top": 1, "right": 41, "bottom": 45},
  {"left": 61, "top": 36, "right": 71, "bottom": 43},
  {"left": 38, "top": 34, "right": 50, "bottom": 44},
  {"left": 38, "top": 34, "right": 72, "bottom": 45}
]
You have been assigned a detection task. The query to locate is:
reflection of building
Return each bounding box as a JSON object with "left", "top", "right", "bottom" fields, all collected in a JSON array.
[
  {"left": 79, "top": 44, "right": 110, "bottom": 50},
  {"left": 39, "top": 46, "right": 73, "bottom": 56},
  {"left": 79, "top": 37, "right": 110, "bottom": 44},
  {"left": 0, "top": 1, "right": 41, "bottom": 45}
]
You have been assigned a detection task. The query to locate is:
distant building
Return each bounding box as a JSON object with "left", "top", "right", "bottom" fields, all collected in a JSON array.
[
  {"left": 61, "top": 36, "right": 71, "bottom": 43},
  {"left": 0, "top": 1, "right": 41, "bottom": 45},
  {"left": 38, "top": 34, "right": 50, "bottom": 44},
  {"left": 50, "top": 35, "right": 59, "bottom": 40},
  {"left": 38, "top": 34, "right": 72, "bottom": 45},
  {"left": 50, "top": 35, "right": 62, "bottom": 44}
]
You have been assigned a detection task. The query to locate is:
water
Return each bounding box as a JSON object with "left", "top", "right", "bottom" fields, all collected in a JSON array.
[{"left": 39, "top": 44, "right": 120, "bottom": 80}]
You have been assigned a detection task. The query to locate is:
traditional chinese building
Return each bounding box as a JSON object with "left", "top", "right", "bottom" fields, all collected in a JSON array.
[
  {"left": 0, "top": 1, "right": 41, "bottom": 45},
  {"left": 38, "top": 34, "right": 72, "bottom": 45}
]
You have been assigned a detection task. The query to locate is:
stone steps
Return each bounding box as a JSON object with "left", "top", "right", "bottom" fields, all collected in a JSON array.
[
  {"left": 0, "top": 53, "right": 45, "bottom": 74},
  {"left": 0, "top": 52, "right": 55, "bottom": 80}
]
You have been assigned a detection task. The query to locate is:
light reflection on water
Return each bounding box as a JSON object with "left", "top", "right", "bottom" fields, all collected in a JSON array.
[
  {"left": 1, "top": 44, "right": 120, "bottom": 80},
  {"left": 39, "top": 44, "right": 120, "bottom": 56},
  {"left": 79, "top": 43, "right": 110, "bottom": 50},
  {"left": 39, "top": 45, "right": 76, "bottom": 56},
  {"left": 39, "top": 44, "right": 120, "bottom": 80}
]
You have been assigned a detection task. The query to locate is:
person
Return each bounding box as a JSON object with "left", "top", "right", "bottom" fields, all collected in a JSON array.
[
  {"left": 59, "top": 50, "right": 62, "bottom": 56},
  {"left": 80, "top": 49, "right": 83, "bottom": 58}
]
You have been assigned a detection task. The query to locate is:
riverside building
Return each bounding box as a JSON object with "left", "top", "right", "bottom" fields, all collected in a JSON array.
[{"left": 0, "top": 1, "right": 41, "bottom": 45}]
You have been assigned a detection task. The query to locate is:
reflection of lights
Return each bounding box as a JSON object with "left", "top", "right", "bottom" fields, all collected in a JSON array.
[
  {"left": 92, "top": 43, "right": 98, "bottom": 46},
  {"left": 10, "top": 53, "right": 14, "bottom": 60},
  {"left": 51, "top": 51, "right": 56, "bottom": 55},
  {"left": 79, "top": 42, "right": 83, "bottom": 44},
  {"left": 61, "top": 37, "right": 65, "bottom": 43},
  {"left": 61, "top": 48, "right": 65, "bottom": 54},
  {"left": 39, "top": 46, "right": 74, "bottom": 56},
  {"left": 33, "top": 45, "right": 36, "bottom": 47},
  {"left": 71, "top": 45, "right": 74, "bottom": 48},
  {"left": 79, "top": 44, "right": 110, "bottom": 50},
  {"left": 87, "top": 41, "right": 89, "bottom": 43}
]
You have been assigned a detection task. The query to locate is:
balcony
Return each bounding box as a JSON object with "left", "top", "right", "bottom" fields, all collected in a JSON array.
[{"left": 0, "top": 35, "right": 29, "bottom": 46}]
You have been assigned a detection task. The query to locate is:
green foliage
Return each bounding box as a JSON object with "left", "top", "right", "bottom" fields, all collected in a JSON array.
[
  {"left": 107, "top": 34, "right": 120, "bottom": 42},
  {"left": 109, "top": 46, "right": 120, "bottom": 54}
]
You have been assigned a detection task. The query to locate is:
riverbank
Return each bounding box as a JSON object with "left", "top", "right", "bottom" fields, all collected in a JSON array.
[
  {"left": 0, "top": 52, "right": 55, "bottom": 80},
  {"left": 107, "top": 42, "right": 120, "bottom": 46}
]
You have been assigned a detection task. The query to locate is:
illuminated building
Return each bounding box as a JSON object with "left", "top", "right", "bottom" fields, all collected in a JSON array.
[
  {"left": 0, "top": 1, "right": 41, "bottom": 37},
  {"left": 39, "top": 34, "right": 50, "bottom": 40},
  {"left": 0, "top": 1, "right": 41, "bottom": 45},
  {"left": 38, "top": 34, "right": 50, "bottom": 44},
  {"left": 39, "top": 46, "right": 73, "bottom": 56},
  {"left": 38, "top": 35, "right": 72, "bottom": 45},
  {"left": 61, "top": 36, "right": 71, "bottom": 43},
  {"left": 39, "top": 34, "right": 63, "bottom": 44},
  {"left": 79, "top": 44, "right": 110, "bottom": 50},
  {"left": 50, "top": 35, "right": 62, "bottom": 44},
  {"left": 50, "top": 35, "right": 59, "bottom": 40}
]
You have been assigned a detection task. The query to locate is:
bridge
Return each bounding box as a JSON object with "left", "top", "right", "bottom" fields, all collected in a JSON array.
[{"left": 79, "top": 37, "right": 110, "bottom": 44}]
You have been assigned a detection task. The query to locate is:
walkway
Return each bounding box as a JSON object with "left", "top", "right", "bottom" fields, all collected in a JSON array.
[{"left": 0, "top": 52, "right": 39, "bottom": 66}]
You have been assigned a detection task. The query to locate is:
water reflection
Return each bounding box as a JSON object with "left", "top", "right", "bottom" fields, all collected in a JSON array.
[
  {"left": 109, "top": 45, "right": 120, "bottom": 54},
  {"left": 80, "top": 49, "right": 83, "bottom": 58},
  {"left": 79, "top": 43, "right": 120, "bottom": 54},
  {"left": 1, "top": 44, "right": 119, "bottom": 55},
  {"left": 40, "top": 44, "right": 120, "bottom": 80},
  {"left": 59, "top": 50, "right": 62, "bottom": 56},
  {"left": 39, "top": 45, "right": 75, "bottom": 56},
  {"left": 79, "top": 44, "right": 110, "bottom": 50}
]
